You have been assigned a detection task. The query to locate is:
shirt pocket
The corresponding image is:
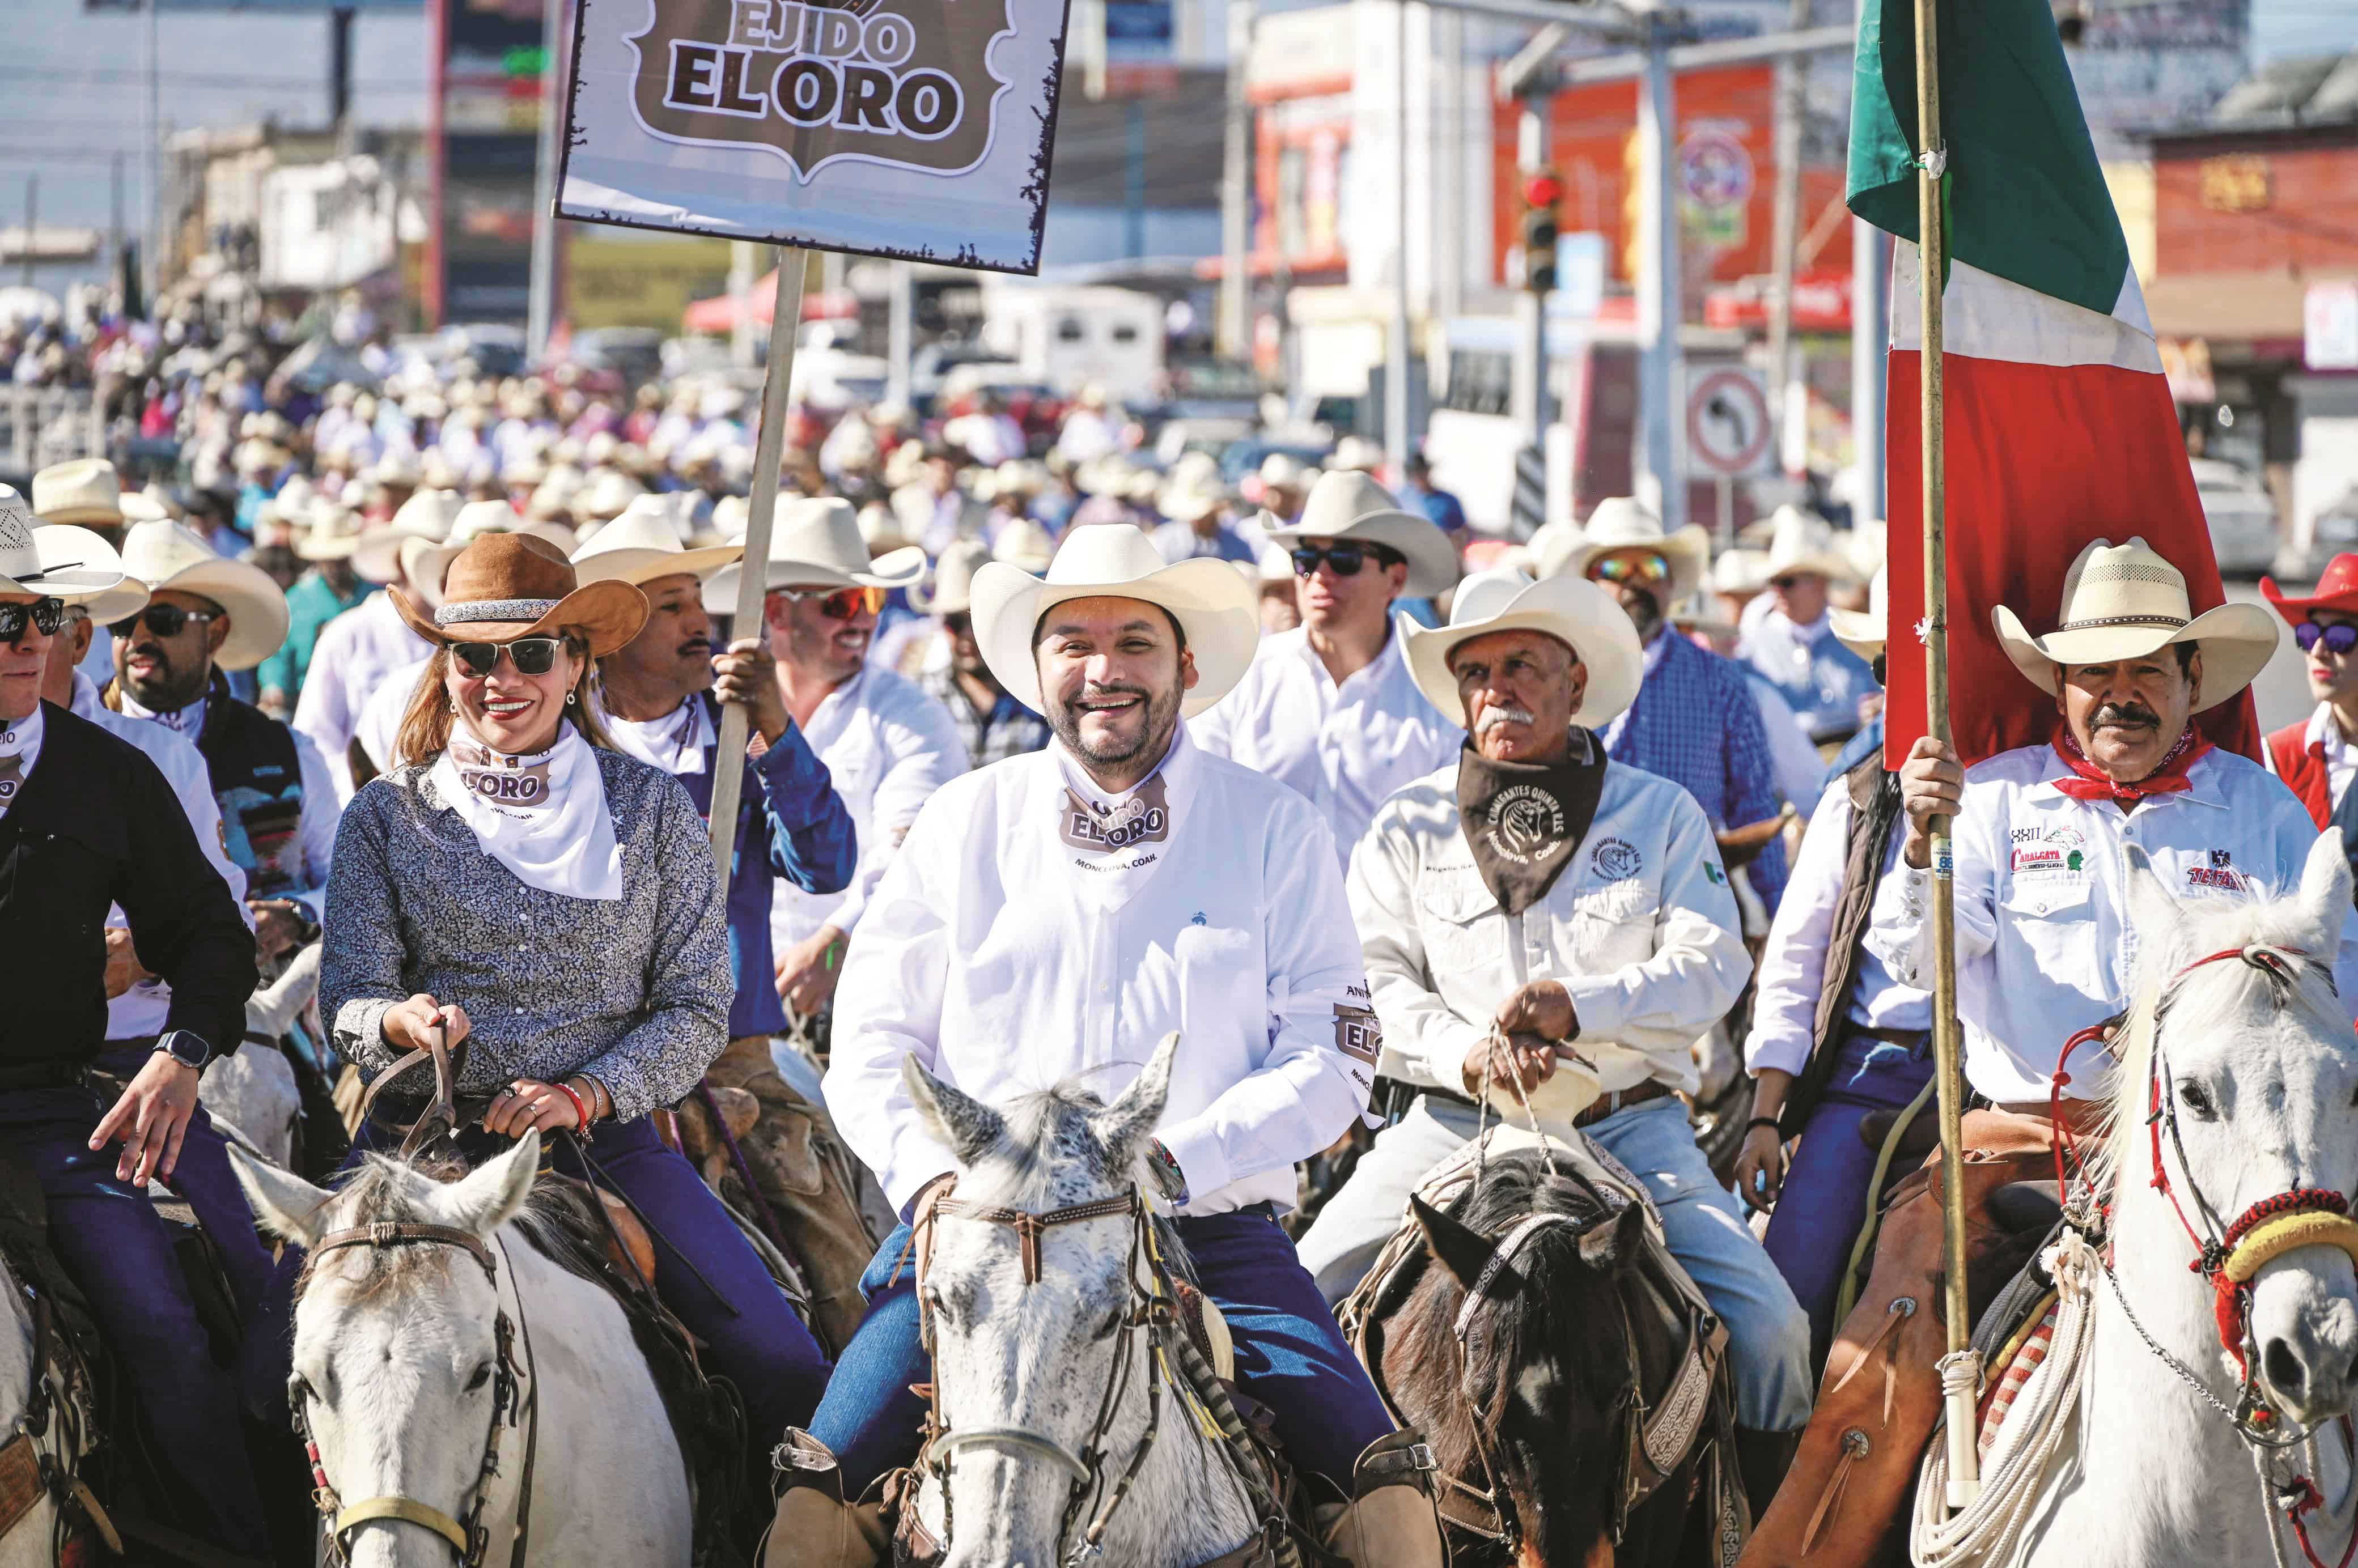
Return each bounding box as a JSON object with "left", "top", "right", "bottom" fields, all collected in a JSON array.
[
  {"left": 1417, "top": 873, "right": 1497, "bottom": 975},
  {"left": 1999, "top": 876, "right": 2100, "bottom": 976},
  {"left": 1566, "top": 876, "right": 1655, "bottom": 965}
]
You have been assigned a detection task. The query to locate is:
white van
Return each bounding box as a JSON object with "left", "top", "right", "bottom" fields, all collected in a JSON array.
[{"left": 978, "top": 284, "right": 1165, "bottom": 405}]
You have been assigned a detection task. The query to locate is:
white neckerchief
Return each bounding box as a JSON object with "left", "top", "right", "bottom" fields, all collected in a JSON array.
[
  {"left": 118, "top": 686, "right": 207, "bottom": 740},
  {"left": 0, "top": 703, "right": 44, "bottom": 819},
  {"left": 1048, "top": 723, "right": 1195, "bottom": 910},
  {"left": 427, "top": 723, "right": 624, "bottom": 901},
  {"left": 602, "top": 694, "right": 715, "bottom": 777}
]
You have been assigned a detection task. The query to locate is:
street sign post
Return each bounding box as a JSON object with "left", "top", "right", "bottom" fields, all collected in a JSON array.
[{"left": 1686, "top": 366, "right": 1772, "bottom": 478}]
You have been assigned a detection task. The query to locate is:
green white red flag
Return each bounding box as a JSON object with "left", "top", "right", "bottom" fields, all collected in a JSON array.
[{"left": 1851, "top": 0, "right": 2259, "bottom": 768}]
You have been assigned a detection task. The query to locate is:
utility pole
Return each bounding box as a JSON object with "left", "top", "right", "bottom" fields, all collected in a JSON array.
[
  {"left": 144, "top": 0, "right": 160, "bottom": 304},
  {"left": 1385, "top": 0, "right": 1413, "bottom": 474},
  {"left": 1218, "top": 3, "right": 1252, "bottom": 362},
  {"left": 1634, "top": 16, "right": 1682, "bottom": 529},
  {"left": 1765, "top": 0, "right": 1809, "bottom": 460},
  {"left": 1513, "top": 104, "right": 1551, "bottom": 450},
  {"left": 22, "top": 177, "right": 36, "bottom": 288},
  {"left": 525, "top": 0, "right": 568, "bottom": 362},
  {"left": 886, "top": 260, "right": 914, "bottom": 409},
  {"left": 729, "top": 242, "right": 757, "bottom": 368},
  {"left": 330, "top": 6, "right": 356, "bottom": 139}
]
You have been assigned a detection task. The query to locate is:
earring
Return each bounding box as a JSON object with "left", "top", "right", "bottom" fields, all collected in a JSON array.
[{"left": 565, "top": 691, "right": 577, "bottom": 706}]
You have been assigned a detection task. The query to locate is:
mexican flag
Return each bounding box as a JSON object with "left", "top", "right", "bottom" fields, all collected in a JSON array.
[{"left": 1853, "top": 0, "right": 2259, "bottom": 767}]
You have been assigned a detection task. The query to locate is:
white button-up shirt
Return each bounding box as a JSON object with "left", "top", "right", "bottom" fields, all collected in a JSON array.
[
  {"left": 2291, "top": 703, "right": 2358, "bottom": 809},
  {"left": 1350, "top": 749, "right": 1751, "bottom": 1126},
  {"left": 294, "top": 592, "right": 435, "bottom": 803},
  {"left": 1193, "top": 615, "right": 1464, "bottom": 871},
  {"left": 828, "top": 726, "right": 1373, "bottom": 1217},
  {"left": 770, "top": 666, "right": 968, "bottom": 953},
  {"left": 1742, "top": 774, "right": 1927, "bottom": 1078},
  {"left": 72, "top": 674, "right": 252, "bottom": 1039},
  {"left": 1866, "top": 741, "right": 2358, "bottom": 1103},
  {"left": 353, "top": 654, "right": 433, "bottom": 776}
]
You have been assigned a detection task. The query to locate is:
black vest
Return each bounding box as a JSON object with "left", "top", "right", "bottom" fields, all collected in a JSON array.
[
  {"left": 193, "top": 673, "right": 305, "bottom": 897},
  {"left": 1778, "top": 755, "right": 1905, "bottom": 1137}
]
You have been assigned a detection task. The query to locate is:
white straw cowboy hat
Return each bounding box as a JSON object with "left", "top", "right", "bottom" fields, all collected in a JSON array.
[
  {"left": 117, "top": 520, "right": 292, "bottom": 671},
  {"left": 1758, "top": 505, "right": 1862, "bottom": 586},
  {"left": 0, "top": 492, "right": 137, "bottom": 616},
  {"left": 1991, "top": 536, "right": 2278, "bottom": 713},
  {"left": 1711, "top": 547, "right": 1771, "bottom": 596},
  {"left": 1542, "top": 496, "right": 1710, "bottom": 602},
  {"left": 1404, "top": 566, "right": 1643, "bottom": 731},
  {"left": 31, "top": 459, "right": 126, "bottom": 528},
  {"left": 295, "top": 499, "right": 366, "bottom": 564},
  {"left": 700, "top": 497, "right": 926, "bottom": 614},
  {"left": 1261, "top": 470, "right": 1461, "bottom": 599},
  {"left": 570, "top": 494, "right": 742, "bottom": 588},
  {"left": 1327, "top": 436, "right": 1384, "bottom": 474},
  {"left": 991, "top": 516, "right": 1057, "bottom": 575},
  {"left": 1827, "top": 566, "right": 1889, "bottom": 662},
  {"left": 908, "top": 539, "right": 990, "bottom": 615},
  {"left": 970, "top": 522, "right": 1261, "bottom": 720},
  {"left": 570, "top": 469, "right": 647, "bottom": 526},
  {"left": 354, "top": 488, "right": 465, "bottom": 585}
]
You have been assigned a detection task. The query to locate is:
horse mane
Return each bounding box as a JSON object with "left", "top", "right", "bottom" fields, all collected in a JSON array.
[
  {"left": 966, "top": 1078, "right": 1196, "bottom": 1286},
  {"left": 312, "top": 1153, "right": 611, "bottom": 1300},
  {"left": 2097, "top": 882, "right": 2346, "bottom": 1192}
]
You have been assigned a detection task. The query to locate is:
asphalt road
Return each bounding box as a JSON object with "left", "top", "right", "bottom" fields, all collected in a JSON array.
[{"left": 2232, "top": 579, "right": 2313, "bottom": 736}]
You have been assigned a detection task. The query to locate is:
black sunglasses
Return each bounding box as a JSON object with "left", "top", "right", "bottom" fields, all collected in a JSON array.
[
  {"left": 1291, "top": 543, "right": 1402, "bottom": 579},
  {"left": 110, "top": 604, "right": 222, "bottom": 640},
  {"left": 2297, "top": 621, "right": 2358, "bottom": 656},
  {"left": 0, "top": 597, "right": 64, "bottom": 645},
  {"left": 943, "top": 611, "right": 972, "bottom": 634},
  {"left": 450, "top": 636, "right": 566, "bottom": 678}
]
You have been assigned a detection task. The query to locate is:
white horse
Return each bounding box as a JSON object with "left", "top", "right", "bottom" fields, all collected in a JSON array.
[
  {"left": 1920, "top": 832, "right": 2358, "bottom": 1568},
  {"left": 0, "top": 1253, "right": 55, "bottom": 1568},
  {"left": 898, "top": 1035, "right": 1274, "bottom": 1568},
  {"left": 232, "top": 1131, "right": 694, "bottom": 1568}
]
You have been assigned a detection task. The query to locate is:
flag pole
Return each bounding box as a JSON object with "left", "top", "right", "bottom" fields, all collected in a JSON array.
[
  {"left": 707, "top": 248, "right": 808, "bottom": 884},
  {"left": 1911, "top": 0, "right": 1981, "bottom": 1511}
]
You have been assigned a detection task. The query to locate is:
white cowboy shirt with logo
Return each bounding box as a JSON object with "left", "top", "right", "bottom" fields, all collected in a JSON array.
[
  {"left": 827, "top": 724, "right": 1374, "bottom": 1218},
  {"left": 1865, "top": 741, "right": 2358, "bottom": 1104},
  {"left": 1191, "top": 611, "right": 1465, "bottom": 873},
  {"left": 1349, "top": 742, "right": 1751, "bottom": 1125}
]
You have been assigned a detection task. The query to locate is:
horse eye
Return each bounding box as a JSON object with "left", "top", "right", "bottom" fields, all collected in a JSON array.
[
  {"left": 465, "top": 1363, "right": 493, "bottom": 1392},
  {"left": 1092, "top": 1307, "right": 1125, "bottom": 1342},
  {"left": 2178, "top": 1080, "right": 2218, "bottom": 1121},
  {"left": 922, "top": 1287, "right": 949, "bottom": 1323}
]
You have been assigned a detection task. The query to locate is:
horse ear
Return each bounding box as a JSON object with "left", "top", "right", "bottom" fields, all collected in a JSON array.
[
  {"left": 902, "top": 1053, "right": 1005, "bottom": 1168},
  {"left": 229, "top": 1144, "right": 336, "bottom": 1248},
  {"left": 1092, "top": 1032, "right": 1180, "bottom": 1182},
  {"left": 2122, "top": 843, "right": 2181, "bottom": 932},
  {"left": 2296, "top": 829, "right": 2352, "bottom": 954},
  {"left": 1412, "top": 1193, "right": 1499, "bottom": 1291},
  {"left": 433, "top": 1129, "right": 542, "bottom": 1238},
  {"left": 1577, "top": 1201, "right": 1648, "bottom": 1273}
]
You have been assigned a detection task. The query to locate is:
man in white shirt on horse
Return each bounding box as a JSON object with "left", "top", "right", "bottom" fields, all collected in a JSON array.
[
  {"left": 1750, "top": 536, "right": 2358, "bottom": 1565},
  {"left": 1289, "top": 564, "right": 1814, "bottom": 1513},
  {"left": 774, "top": 525, "right": 1444, "bottom": 1567}
]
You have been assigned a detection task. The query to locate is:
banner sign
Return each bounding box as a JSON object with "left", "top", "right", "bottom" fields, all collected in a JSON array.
[{"left": 558, "top": 0, "right": 1074, "bottom": 274}]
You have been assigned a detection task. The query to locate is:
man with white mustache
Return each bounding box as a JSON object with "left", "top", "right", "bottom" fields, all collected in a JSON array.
[{"left": 1293, "top": 565, "right": 1813, "bottom": 1516}]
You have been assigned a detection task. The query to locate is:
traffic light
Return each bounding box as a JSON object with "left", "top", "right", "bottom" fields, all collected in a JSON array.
[{"left": 1521, "top": 169, "right": 1563, "bottom": 294}]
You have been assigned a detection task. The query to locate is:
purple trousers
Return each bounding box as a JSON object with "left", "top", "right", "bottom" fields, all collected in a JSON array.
[{"left": 1, "top": 1060, "right": 278, "bottom": 1554}]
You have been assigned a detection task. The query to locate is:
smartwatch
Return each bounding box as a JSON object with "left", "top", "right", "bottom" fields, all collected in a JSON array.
[{"left": 153, "top": 1030, "right": 213, "bottom": 1072}]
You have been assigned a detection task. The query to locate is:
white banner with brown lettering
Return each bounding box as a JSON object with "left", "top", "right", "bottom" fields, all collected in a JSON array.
[{"left": 558, "top": 0, "right": 1074, "bottom": 273}]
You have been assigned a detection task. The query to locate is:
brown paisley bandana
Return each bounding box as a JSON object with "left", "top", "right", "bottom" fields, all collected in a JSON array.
[
  {"left": 1058, "top": 774, "right": 1173, "bottom": 855},
  {"left": 1454, "top": 734, "right": 1609, "bottom": 917},
  {"left": 449, "top": 738, "right": 558, "bottom": 812},
  {"left": 0, "top": 752, "right": 22, "bottom": 816}
]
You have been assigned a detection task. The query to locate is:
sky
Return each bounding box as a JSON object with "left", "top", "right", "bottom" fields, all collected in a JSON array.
[{"left": 2, "top": 0, "right": 2351, "bottom": 284}]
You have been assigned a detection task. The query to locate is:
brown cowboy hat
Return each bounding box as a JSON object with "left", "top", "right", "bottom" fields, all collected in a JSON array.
[{"left": 393, "top": 532, "right": 647, "bottom": 657}]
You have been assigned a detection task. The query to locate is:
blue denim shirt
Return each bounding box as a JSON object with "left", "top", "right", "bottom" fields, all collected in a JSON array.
[{"left": 1738, "top": 613, "right": 1880, "bottom": 744}]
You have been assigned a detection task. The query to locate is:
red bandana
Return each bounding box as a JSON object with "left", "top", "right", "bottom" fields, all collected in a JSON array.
[{"left": 2049, "top": 725, "right": 2212, "bottom": 804}]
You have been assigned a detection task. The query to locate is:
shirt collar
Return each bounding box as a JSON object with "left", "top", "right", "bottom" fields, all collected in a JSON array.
[
  {"left": 2027, "top": 744, "right": 2229, "bottom": 809},
  {"left": 1053, "top": 720, "right": 1194, "bottom": 814},
  {"left": 2307, "top": 702, "right": 2358, "bottom": 762},
  {"left": 68, "top": 670, "right": 100, "bottom": 720},
  {"left": 1783, "top": 611, "right": 1834, "bottom": 645}
]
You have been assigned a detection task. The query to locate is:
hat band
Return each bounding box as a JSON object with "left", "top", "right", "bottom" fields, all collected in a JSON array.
[
  {"left": 436, "top": 597, "right": 559, "bottom": 627},
  {"left": 2052, "top": 613, "right": 2188, "bottom": 634}
]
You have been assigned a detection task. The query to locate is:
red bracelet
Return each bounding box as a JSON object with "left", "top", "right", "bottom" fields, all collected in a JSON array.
[{"left": 554, "top": 1080, "right": 593, "bottom": 1131}]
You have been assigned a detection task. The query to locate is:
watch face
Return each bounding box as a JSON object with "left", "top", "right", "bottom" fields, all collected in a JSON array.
[{"left": 160, "top": 1033, "right": 207, "bottom": 1067}]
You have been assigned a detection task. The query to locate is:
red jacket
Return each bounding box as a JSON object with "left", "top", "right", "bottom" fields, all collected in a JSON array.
[{"left": 2267, "top": 719, "right": 2334, "bottom": 829}]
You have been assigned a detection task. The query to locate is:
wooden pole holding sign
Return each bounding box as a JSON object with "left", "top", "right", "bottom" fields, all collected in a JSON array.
[
  {"left": 706, "top": 250, "right": 808, "bottom": 885},
  {"left": 1911, "top": 0, "right": 1981, "bottom": 1511}
]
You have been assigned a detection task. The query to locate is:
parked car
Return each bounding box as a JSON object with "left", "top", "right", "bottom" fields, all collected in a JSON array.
[{"left": 2192, "top": 457, "right": 2278, "bottom": 579}]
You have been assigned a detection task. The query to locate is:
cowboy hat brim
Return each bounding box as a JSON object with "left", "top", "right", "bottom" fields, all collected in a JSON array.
[
  {"left": 32, "top": 505, "right": 126, "bottom": 528},
  {"left": 1546, "top": 524, "right": 1711, "bottom": 604},
  {"left": 571, "top": 543, "right": 743, "bottom": 589},
  {"left": 295, "top": 532, "right": 361, "bottom": 562},
  {"left": 353, "top": 524, "right": 440, "bottom": 585},
  {"left": 1403, "top": 574, "right": 1643, "bottom": 731},
  {"left": 699, "top": 543, "right": 927, "bottom": 614},
  {"left": 1826, "top": 606, "right": 1885, "bottom": 664},
  {"left": 393, "top": 577, "right": 650, "bottom": 660},
  {"left": 1990, "top": 600, "right": 2279, "bottom": 713},
  {"left": 2261, "top": 573, "right": 2358, "bottom": 624},
  {"left": 147, "top": 558, "right": 294, "bottom": 671},
  {"left": 971, "top": 555, "right": 1260, "bottom": 720},
  {"left": 2, "top": 524, "right": 134, "bottom": 602},
  {"left": 1261, "top": 508, "right": 1462, "bottom": 598}
]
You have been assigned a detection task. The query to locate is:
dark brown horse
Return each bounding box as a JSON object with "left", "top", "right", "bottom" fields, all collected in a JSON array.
[{"left": 1376, "top": 1150, "right": 1740, "bottom": 1568}]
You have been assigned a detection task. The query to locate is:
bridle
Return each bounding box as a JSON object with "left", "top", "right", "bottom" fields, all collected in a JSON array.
[
  {"left": 290, "top": 1221, "right": 541, "bottom": 1567},
  {"left": 2054, "top": 943, "right": 2358, "bottom": 1568},
  {"left": 1437, "top": 1210, "right": 1571, "bottom": 1554},
  {"left": 913, "top": 1185, "right": 1300, "bottom": 1567}
]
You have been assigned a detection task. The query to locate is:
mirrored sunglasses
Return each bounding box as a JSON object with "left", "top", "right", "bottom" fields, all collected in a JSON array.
[
  {"left": 109, "top": 604, "right": 221, "bottom": 640},
  {"left": 1291, "top": 543, "right": 1399, "bottom": 578},
  {"left": 0, "top": 597, "right": 64, "bottom": 644},
  {"left": 775, "top": 585, "right": 885, "bottom": 621},
  {"left": 450, "top": 636, "right": 566, "bottom": 678},
  {"left": 1591, "top": 553, "right": 1672, "bottom": 587},
  {"left": 2297, "top": 621, "right": 2358, "bottom": 656}
]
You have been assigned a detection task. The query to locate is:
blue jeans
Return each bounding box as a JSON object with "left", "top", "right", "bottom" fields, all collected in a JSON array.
[
  {"left": 0, "top": 1078, "right": 275, "bottom": 1554},
  {"left": 1297, "top": 1093, "right": 1816, "bottom": 1433},
  {"left": 809, "top": 1205, "right": 1397, "bottom": 1495},
  {"left": 245, "top": 1115, "right": 832, "bottom": 1450},
  {"left": 1762, "top": 1031, "right": 1936, "bottom": 1362}
]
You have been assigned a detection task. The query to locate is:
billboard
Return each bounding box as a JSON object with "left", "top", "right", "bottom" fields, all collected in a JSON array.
[{"left": 432, "top": 0, "right": 549, "bottom": 324}]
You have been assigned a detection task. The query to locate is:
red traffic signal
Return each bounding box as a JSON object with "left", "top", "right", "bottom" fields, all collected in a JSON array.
[{"left": 1522, "top": 171, "right": 1565, "bottom": 210}]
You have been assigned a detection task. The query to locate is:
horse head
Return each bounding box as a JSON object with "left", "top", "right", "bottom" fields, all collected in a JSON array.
[
  {"left": 900, "top": 1034, "right": 1255, "bottom": 1568},
  {"left": 1391, "top": 1151, "right": 1653, "bottom": 1567},
  {"left": 232, "top": 1134, "right": 542, "bottom": 1568},
  {"left": 2106, "top": 829, "right": 2358, "bottom": 1429}
]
